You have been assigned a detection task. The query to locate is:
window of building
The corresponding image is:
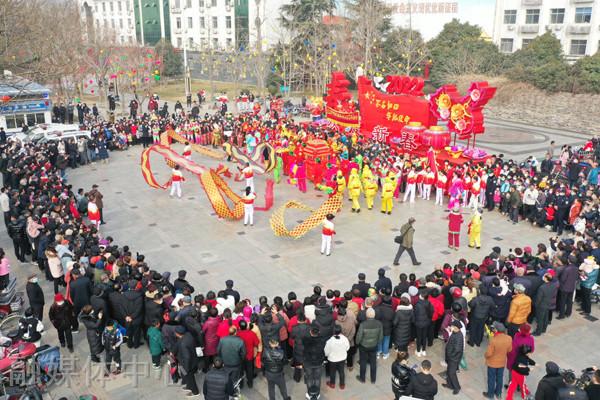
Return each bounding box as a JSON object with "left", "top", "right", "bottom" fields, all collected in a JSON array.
[
  {"left": 119, "top": 19, "right": 123, "bottom": 28},
  {"left": 570, "top": 39, "right": 587, "bottom": 55},
  {"left": 212, "top": 38, "right": 218, "bottom": 48},
  {"left": 103, "top": 19, "right": 108, "bottom": 28},
  {"left": 95, "top": 4, "right": 98, "bottom": 12},
  {"left": 188, "top": 38, "right": 193, "bottom": 48},
  {"left": 225, "top": 0, "right": 231, "bottom": 7},
  {"left": 522, "top": 39, "right": 533, "bottom": 47},
  {"left": 186, "top": 0, "right": 191, "bottom": 8},
  {"left": 226, "top": 16, "right": 231, "bottom": 29},
  {"left": 102, "top": 2, "right": 106, "bottom": 11},
  {"left": 212, "top": 16, "right": 218, "bottom": 29},
  {"left": 177, "top": 37, "right": 182, "bottom": 47},
  {"left": 199, "top": 0, "right": 204, "bottom": 6},
  {"left": 575, "top": 7, "right": 592, "bottom": 23},
  {"left": 525, "top": 9, "right": 540, "bottom": 24},
  {"left": 211, "top": 0, "right": 217, "bottom": 6},
  {"left": 188, "top": 17, "right": 193, "bottom": 28},
  {"left": 200, "top": 17, "right": 205, "bottom": 28},
  {"left": 500, "top": 38, "right": 514, "bottom": 53},
  {"left": 120, "top": 35, "right": 124, "bottom": 43},
  {"left": 174, "top": 0, "right": 180, "bottom": 8},
  {"left": 96, "top": 19, "right": 100, "bottom": 27},
  {"left": 109, "top": 1, "right": 113, "bottom": 11},
  {"left": 128, "top": 18, "right": 132, "bottom": 28},
  {"left": 176, "top": 17, "right": 181, "bottom": 29},
  {"left": 111, "top": 19, "right": 115, "bottom": 28},
  {"left": 226, "top": 38, "right": 232, "bottom": 47},
  {"left": 117, "top": 1, "right": 121, "bottom": 11},
  {"left": 549, "top": 8, "right": 564, "bottom": 24},
  {"left": 503, "top": 10, "right": 517, "bottom": 24}
]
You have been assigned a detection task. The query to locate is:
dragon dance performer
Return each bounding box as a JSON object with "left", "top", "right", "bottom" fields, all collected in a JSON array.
[
  {"left": 239, "top": 162, "right": 255, "bottom": 192},
  {"left": 182, "top": 142, "right": 192, "bottom": 161},
  {"left": 381, "top": 174, "right": 396, "bottom": 215},
  {"left": 170, "top": 165, "right": 185, "bottom": 198},
  {"left": 241, "top": 187, "right": 256, "bottom": 227},
  {"left": 273, "top": 155, "right": 283, "bottom": 184},
  {"left": 468, "top": 208, "right": 482, "bottom": 249},
  {"left": 348, "top": 168, "right": 362, "bottom": 213},
  {"left": 403, "top": 166, "right": 417, "bottom": 203},
  {"left": 435, "top": 171, "right": 447, "bottom": 206},
  {"left": 423, "top": 166, "right": 435, "bottom": 201},
  {"left": 320, "top": 214, "right": 336, "bottom": 256},
  {"left": 335, "top": 171, "right": 346, "bottom": 199},
  {"left": 364, "top": 178, "right": 378, "bottom": 210}
]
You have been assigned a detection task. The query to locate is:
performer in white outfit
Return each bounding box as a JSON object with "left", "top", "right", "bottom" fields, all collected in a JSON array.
[
  {"left": 241, "top": 187, "right": 256, "bottom": 226},
  {"left": 182, "top": 142, "right": 192, "bottom": 161},
  {"left": 240, "top": 162, "right": 255, "bottom": 192},
  {"left": 320, "top": 214, "right": 336, "bottom": 256},
  {"left": 403, "top": 167, "right": 417, "bottom": 203},
  {"left": 435, "top": 171, "right": 447, "bottom": 206},
  {"left": 170, "top": 165, "right": 185, "bottom": 198}
]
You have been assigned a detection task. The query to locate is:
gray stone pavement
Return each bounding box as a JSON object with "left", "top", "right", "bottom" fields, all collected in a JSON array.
[{"left": 3, "top": 143, "right": 600, "bottom": 400}]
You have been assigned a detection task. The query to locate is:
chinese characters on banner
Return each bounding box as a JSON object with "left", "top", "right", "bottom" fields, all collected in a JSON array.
[
  {"left": 392, "top": 2, "right": 458, "bottom": 13},
  {"left": 371, "top": 126, "right": 390, "bottom": 143},
  {"left": 398, "top": 129, "right": 420, "bottom": 152}
]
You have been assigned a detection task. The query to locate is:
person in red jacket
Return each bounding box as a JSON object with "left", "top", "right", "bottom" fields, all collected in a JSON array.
[
  {"left": 237, "top": 320, "right": 259, "bottom": 388},
  {"left": 448, "top": 205, "right": 464, "bottom": 250}
]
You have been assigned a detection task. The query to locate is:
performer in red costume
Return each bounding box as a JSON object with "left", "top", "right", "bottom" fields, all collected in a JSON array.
[{"left": 448, "top": 205, "right": 463, "bottom": 250}]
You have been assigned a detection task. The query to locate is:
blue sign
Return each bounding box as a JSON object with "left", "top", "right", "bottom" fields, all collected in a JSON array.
[{"left": 0, "top": 101, "right": 50, "bottom": 115}]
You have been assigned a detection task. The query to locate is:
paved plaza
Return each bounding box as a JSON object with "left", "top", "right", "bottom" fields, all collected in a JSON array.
[{"left": 3, "top": 126, "right": 598, "bottom": 400}]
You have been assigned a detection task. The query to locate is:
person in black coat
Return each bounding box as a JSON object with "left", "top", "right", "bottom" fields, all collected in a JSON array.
[
  {"left": 79, "top": 305, "right": 103, "bottom": 362},
  {"left": 534, "top": 361, "right": 565, "bottom": 400},
  {"left": 175, "top": 326, "right": 200, "bottom": 395},
  {"left": 262, "top": 339, "right": 290, "bottom": 400},
  {"left": 7, "top": 214, "right": 28, "bottom": 262},
  {"left": 291, "top": 313, "right": 311, "bottom": 382},
  {"left": 413, "top": 291, "right": 434, "bottom": 356},
  {"left": 203, "top": 357, "right": 234, "bottom": 400},
  {"left": 468, "top": 285, "right": 495, "bottom": 346},
  {"left": 312, "top": 298, "right": 334, "bottom": 340},
  {"left": 48, "top": 293, "right": 75, "bottom": 351},
  {"left": 173, "top": 270, "right": 194, "bottom": 294},
  {"left": 302, "top": 327, "right": 326, "bottom": 400},
  {"left": 144, "top": 294, "right": 164, "bottom": 328},
  {"left": 407, "top": 359, "right": 438, "bottom": 400},
  {"left": 392, "top": 296, "right": 413, "bottom": 352},
  {"left": 374, "top": 268, "right": 392, "bottom": 293},
  {"left": 26, "top": 274, "right": 45, "bottom": 321},
  {"left": 375, "top": 296, "right": 395, "bottom": 358},
  {"left": 351, "top": 273, "right": 371, "bottom": 299},
  {"left": 223, "top": 280, "right": 240, "bottom": 304},
  {"left": 391, "top": 351, "right": 415, "bottom": 399},
  {"left": 533, "top": 273, "right": 557, "bottom": 336},
  {"left": 443, "top": 321, "right": 464, "bottom": 395},
  {"left": 69, "top": 269, "right": 91, "bottom": 326},
  {"left": 557, "top": 262, "right": 579, "bottom": 319},
  {"left": 120, "top": 283, "right": 144, "bottom": 348}
]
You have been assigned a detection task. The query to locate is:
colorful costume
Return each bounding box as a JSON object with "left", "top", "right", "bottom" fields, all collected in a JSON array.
[
  {"left": 241, "top": 192, "right": 256, "bottom": 226},
  {"left": 335, "top": 171, "right": 347, "bottom": 199},
  {"left": 364, "top": 178, "right": 378, "bottom": 210},
  {"left": 296, "top": 162, "right": 307, "bottom": 193},
  {"left": 321, "top": 219, "right": 335, "bottom": 256},
  {"left": 348, "top": 168, "right": 363, "bottom": 212},
  {"left": 273, "top": 156, "right": 283, "bottom": 184},
  {"left": 170, "top": 168, "right": 185, "bottom": 198},
  {"left": 381, "top": 177, "right": 395, "bottom": 214},
  {"left": 403, "top": 169, "right": 417, "bottom": 203},
  {"left": 435, "top": 173, "right": 447, "bottom": 206},
  {"left": 468, "top": 210, "right": 482, "bottom": 248},
  {"left": 242, "top": 166, "right": 255, "bottom": 192},
  {"left": 448, "top": 208, "right": 463, "bottom": 250}
]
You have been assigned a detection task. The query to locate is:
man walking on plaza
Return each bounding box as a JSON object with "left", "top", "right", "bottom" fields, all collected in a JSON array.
[
  {"left": 393, "top": 217, "right": 421, "bottom": 266},
  {"left": 262, "top": 339, "right": 291, "bottom": 400},
  {"left": 483, "top": 322, "right": 512, "bottom": 399},
  {"left": 355, "top": 307, "right": 383, "bottom": 384}
]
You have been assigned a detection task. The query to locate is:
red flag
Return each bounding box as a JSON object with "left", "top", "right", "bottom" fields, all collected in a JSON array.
[{"left": 427, "top": 147, "right": 438, "bottom": 184}]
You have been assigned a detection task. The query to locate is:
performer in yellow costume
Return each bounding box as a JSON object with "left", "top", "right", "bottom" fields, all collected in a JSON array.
[
  {"left": 364, "top": 178, "right": 378, "bottom": 210},
  {"left": 468, "top": 208, "right": 482, "bottom": 249},
  {"left": 348, "top": 168, "right": 363, "bottom": 213},
  {"left": 361, "top": 164, "right": 374, "bottom": 188},
  {"left": 381, "top": 173, "right": 397, "bottom": 215},
  {"left": 336, "top": 170, "right": 347, "bottom": 199}
]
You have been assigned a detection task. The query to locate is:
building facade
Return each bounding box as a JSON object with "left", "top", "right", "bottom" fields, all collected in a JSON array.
[
  {"left": 493, "top": 0, "right": 599, "bottom": 58},
  {"left": 80, "top": 0, "right": 138, "bottom": 44},
  {"left": 134, "top": 0, "right": 171, "bottom": 45}
]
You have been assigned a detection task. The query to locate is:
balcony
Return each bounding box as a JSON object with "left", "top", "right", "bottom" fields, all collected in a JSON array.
[
  {"left": 171, "top": 7, "right": 181, "bottom": 13},
  {"left": 567, "top": 24, "right": 591, "bottom": 34},
  {"left": 519, "top": 24, "right": 540, "bottom": 33},
  {"left": 545, "top": 24, "right": 563, "bottom": 32},
  {"left": 521, "top": 0, "right": 542, "bottom": 5},
  {"left": 571, "top": 0, "right": 593, "bottom": 3}
]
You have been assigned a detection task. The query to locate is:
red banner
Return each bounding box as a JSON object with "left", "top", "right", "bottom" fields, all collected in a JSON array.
[{"left": 358, "top": 76, "right": 435, "bottom": 144}]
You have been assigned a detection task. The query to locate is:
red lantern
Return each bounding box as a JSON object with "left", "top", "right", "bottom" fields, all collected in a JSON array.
[
  {"left": 1, "top": 95, "right": 10, "bottom": 103},
  {"left": 420, "top": 125, "right": 451, "bottom": 150}
]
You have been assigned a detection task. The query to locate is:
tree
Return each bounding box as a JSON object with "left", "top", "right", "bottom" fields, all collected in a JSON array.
[
  {"left": 572, "top": 53, "right": 600, "bottom": 94},
  {"left": 507, "top": 32, "right": 571, "bottom": 92},
  {"left": 344, "top": 0, "right": 391, "bottom": 75},
  {"left": 155, "top": 40, "right": 182, "bottom": 77},
  {"left": 427, "top": 19, "right": 504, "bottom": 85},
  {"left": 380, "top": 28, "right": 429, "bottom": 76}
]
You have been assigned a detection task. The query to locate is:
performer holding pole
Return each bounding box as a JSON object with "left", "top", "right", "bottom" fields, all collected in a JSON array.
[
  {"left": 321, "top": 214, "right": 336, "bottom": 256},
  {"left": 170, "top": 165, "right": 185, "bottom": 199},
  {"left": 241, "top": 187, "right": 256, "bottom": 227}
]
